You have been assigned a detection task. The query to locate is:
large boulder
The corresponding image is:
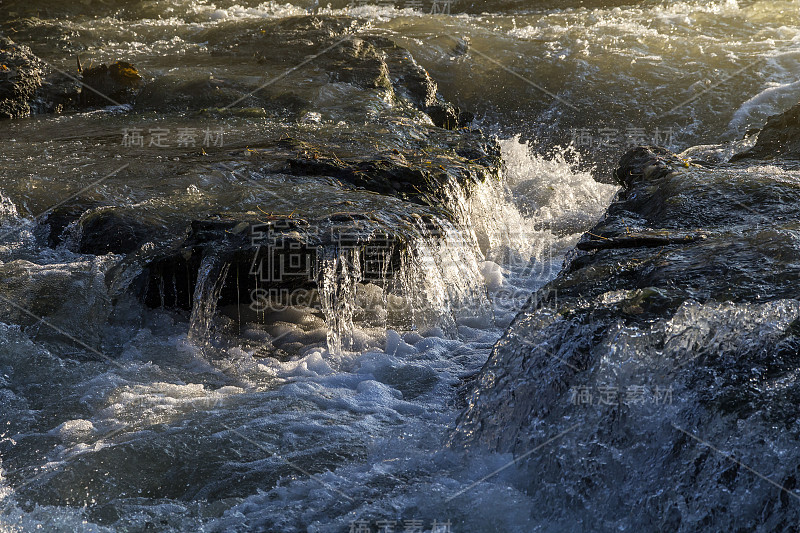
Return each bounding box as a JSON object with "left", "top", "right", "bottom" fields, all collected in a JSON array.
[{"left": 452, "top": 145, "right": 800, "bottom": 530}]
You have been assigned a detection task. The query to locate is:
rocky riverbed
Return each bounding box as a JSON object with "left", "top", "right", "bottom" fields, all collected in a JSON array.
[{"left": 2, "top": 1, "right": 800, "bottom": 532}]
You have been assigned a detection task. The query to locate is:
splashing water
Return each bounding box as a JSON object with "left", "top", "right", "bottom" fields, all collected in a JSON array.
[
  {"left": 305, "top": 136, "right": 616, "bottom": 355},
  {"left": 188, "top": 255, "right": 232, "bottom": 343},
  {"left": 0, "top": 132, "right": 621, "bottom": 531},
  {"left": 318, "top": 247, "right": 363, "bottom": 355}
]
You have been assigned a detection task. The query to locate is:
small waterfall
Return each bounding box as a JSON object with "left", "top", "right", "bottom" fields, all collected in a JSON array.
[
  {"left": 266, "top": 138, "right": 615, "bottom": 355},
  {"left": 463, "top": 137, "right": 617, "bottom": 290},
  {"left": 313, "top": 216, "right": 493, "bottom": 355},
  {"left": 399, "top": 218, "right": 492, "bottom": 333},
  {"left": 317, "top": 247, "right": 363, "bottom": 355},
  {"left": 180, "top": 139, "right": 615, "bottom": 356},
  {"left": 188, "top": 254, "right": 231, "bottom": 344},
  {"left": 0, "top": 191, "right": 22, "bottom": 249}
]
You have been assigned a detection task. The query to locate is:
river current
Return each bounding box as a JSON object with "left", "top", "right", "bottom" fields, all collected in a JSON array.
[{"left": 1, "top": 1, "right": 799, "bottom": 531}]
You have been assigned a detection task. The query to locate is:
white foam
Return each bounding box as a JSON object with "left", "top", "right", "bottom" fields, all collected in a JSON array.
[
  {"left": 456, "top": 136, "right": 617, "bottom": 309},
  {"left": 188, "top": 2, "right": 308, "bottom": 21},
  {"left": 384, "top": 329, "right": 418, "bottom": 357},
  {"left": 53, "top": 419, "right": 96, "bottom": 443},
  {"left": 479, "top": 260, "right": 505, "bottom": 291},
  {"left": 728, "top": 80, "right": 800, "bottom": 135}
]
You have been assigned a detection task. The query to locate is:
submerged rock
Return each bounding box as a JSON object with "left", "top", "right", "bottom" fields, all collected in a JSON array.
[
  {"left": 77, "top": 208, "right": 167, "bottom": 255},
  {"left": 3, "top": 14, "right": 472, "bottom": 127},
  {"left": 575, "top": 231, "right": 706, "bottom": 251},
  {"left": 121, "top": 212, "right": 412, "bottom": 314},
  {"left": 453, "top": 145, "right": 800, "bottom": 530},
  {"left": 285, "top": 127, "right": 498, "bottom": 209},
  {"left": 138, "top": 15, "right": 473, "bottom": 129}
]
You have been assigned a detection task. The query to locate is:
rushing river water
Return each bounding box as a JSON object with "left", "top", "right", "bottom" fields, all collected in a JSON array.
[{"left": 1, "top": 1, "right": 799, "bottom": 531}]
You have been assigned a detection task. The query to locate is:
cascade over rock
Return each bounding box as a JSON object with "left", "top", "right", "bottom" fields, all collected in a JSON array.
[{"left": 30, "top": 16, "right": 500, "bottom": 341}]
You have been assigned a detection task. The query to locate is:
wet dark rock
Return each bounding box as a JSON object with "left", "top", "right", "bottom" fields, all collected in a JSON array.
[
  {"left": 39, "top": 199, "right": 104, "bottom": 248},
  {"left": 77, "top": 208, "right": 164, "bottom": 255},
  {"left": 285, "top": 135, "right": 496, "bottom": 212},
  {"left": 426, "top": 104, "right": 473, "bottom": 129},
  {"left": 37, "top": 70, "right": 82, "bottom": 113},
  {"left": 0, "top": 35, "right": 132, "bottom": 117},
  {"left": 376, "top": 36, "right": 474, "bottom": 128},
  {"left": 188, "top": 16, "right": 472, "bottom": 129},
  {"left": 40, "top": 202, "right": 175, "bottom": 255},
  {"left": 613, "top": 145, "right": 683, "bottom": 189},
  {"left": 331, "top": 38, "right": 393, "bottom": 91},
  {"left": 78, "top": 60, "right": 143, "bottom": 108},
  {"left": 575, "top": 231, "right": 707, "bottom": 251},
  {"left": 126, "top": 212, "right": 412, "bottom": 315},
  {"left": 50, "top": 121, "right": 498, "bottom": 318},
  {"left": 0, "top": 36, "right": 44, "bottom": 119},
  {"left": 731, "top": 100, "right": 800, "bottom": 161},
  {"left": 454, "top": 144, "right": 800, "bottom": 529}
]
